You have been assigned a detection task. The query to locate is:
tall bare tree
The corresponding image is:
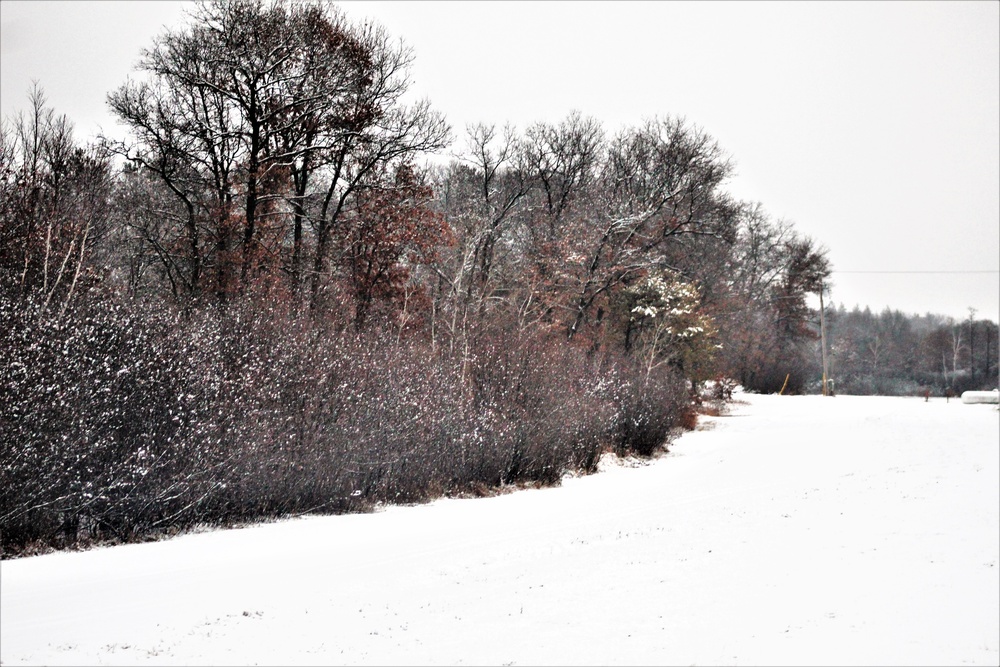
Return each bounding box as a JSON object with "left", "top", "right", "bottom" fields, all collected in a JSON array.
[
  {"left": 0, "top": 84, "right": 113, "bottom": 314},
  {"left": 107, "top": 0, "right": 449, "bottom": 307}
]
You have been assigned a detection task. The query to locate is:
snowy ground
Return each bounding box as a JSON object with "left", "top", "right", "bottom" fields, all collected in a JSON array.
[{"left": 2, "top": 393, "right": 998, "bottom": 666}]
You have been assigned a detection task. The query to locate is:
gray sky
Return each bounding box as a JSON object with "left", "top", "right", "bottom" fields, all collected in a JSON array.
[{"left": 2, "top": 0, "right": 998, "bottom": 322}]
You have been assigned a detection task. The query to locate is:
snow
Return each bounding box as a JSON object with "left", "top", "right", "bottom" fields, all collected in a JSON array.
[
  {"left": 963, "top": 390, "right": 1000, "bottom": 404},
  {"left": 2, "top": 393, "right": 998, "bottom": 666}
]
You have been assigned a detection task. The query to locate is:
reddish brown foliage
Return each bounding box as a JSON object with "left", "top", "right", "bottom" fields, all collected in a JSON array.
[{"left": 345, "top": 164, "right": 452, "bottom": 328}]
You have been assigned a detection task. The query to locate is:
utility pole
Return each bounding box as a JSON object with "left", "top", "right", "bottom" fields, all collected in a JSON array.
[
  {"left": 986, "top": 325, "right": 992, "bottom": 382},
  {"left": 968, "top": 307, "right": 977, "bottom": 384},
  {"left": 819, "top": 283, "right": 830, "bottom": 396}
]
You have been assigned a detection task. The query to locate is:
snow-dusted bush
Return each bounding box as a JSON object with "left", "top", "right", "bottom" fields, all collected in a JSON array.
[
  {"left": 607, "top": 360, "right": 689, "bottom": 457},
  {"left": 0, "top": 294, "right": 217, "bottom": 549},
  {"left": 1, "top": 294, "right": 694, "bottom": 556},
  {"left": 464, "top": 327, "right": 618, "bottom": 485}
]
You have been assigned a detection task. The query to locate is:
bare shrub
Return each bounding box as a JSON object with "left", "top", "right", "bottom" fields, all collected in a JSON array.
[{"left": 1, "top": 295, "right": 695, "bottom": 557}]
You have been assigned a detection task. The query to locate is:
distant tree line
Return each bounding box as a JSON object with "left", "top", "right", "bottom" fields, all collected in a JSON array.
[
  {"left": 2, "top": 0, "right": 835, "bottom": 555},
  {"left": 822, "top": 305, "right": 999, "bottom": 396}
]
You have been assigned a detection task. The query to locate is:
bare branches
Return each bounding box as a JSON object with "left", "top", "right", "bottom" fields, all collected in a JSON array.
[
  {"left": 107, "top": 0, "right": 449, "bottom": 306},
  {"left": 0, "top": 85, "right": 113, "bottom": 313}
]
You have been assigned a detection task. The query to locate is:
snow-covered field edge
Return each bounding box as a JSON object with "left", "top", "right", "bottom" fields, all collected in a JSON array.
[{"left": 1, "top": 392, "right": 997, "bottom": 666}]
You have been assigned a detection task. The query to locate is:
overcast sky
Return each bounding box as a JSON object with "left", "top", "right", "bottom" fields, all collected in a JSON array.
[{"left": 2, "top": 0, "right": 998, "bottom": 322}]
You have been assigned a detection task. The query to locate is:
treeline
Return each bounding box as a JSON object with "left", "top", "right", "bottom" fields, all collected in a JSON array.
[
  {"left": 0, "top": 0, "right": 830, "bottom": 555},
  {"left": 823, "top": 305, "right": 999, "bottom": 396}
]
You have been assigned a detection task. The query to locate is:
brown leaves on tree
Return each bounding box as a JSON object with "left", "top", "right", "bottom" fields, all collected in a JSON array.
[{"left": 344, "top": 164, "right": 452, "bottom": 330}]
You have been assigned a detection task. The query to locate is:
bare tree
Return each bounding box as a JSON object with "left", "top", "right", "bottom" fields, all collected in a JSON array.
[
  {"left": 0, "top": 84, "right": 113, "bottom": 313},
  {"left": 107, "top": 0, "right": 449, "bottom": 306},
  {"left": 523, "top": 110, "right": 604, "bottom": 230},
  {"left": 563, "top": 116, "right": 734, "bottom": 340},
  {"left": 949, "top": 319, "right": 964, "bottom": 388}
]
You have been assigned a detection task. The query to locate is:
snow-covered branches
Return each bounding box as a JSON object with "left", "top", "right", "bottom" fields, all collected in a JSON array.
[{"left": 621, "top": 271, "right": 719, "bottom": 384}]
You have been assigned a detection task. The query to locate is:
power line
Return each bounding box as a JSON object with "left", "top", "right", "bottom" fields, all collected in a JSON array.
[{"left": 833, "top": 270, "right": 999, "bottom": 274}]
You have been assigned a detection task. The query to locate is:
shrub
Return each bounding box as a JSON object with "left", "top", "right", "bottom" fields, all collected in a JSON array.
[{"left": 1, "top": 295, "right": 696, "bottom": 557}]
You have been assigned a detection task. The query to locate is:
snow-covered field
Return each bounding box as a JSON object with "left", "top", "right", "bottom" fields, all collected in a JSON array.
[{"left": 2, "top": 393, "right": 998, "bottom": 666}]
